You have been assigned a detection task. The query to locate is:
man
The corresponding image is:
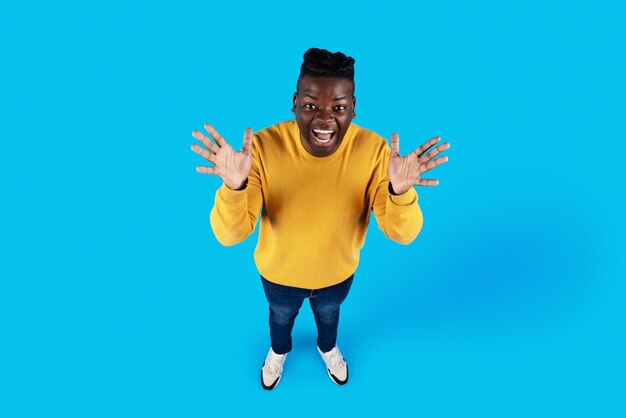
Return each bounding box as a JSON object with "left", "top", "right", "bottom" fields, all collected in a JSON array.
[{"left": 191, "top": 48, "right": 450, "bottom": 390}]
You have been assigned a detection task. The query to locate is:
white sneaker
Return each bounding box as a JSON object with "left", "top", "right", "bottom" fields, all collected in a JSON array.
[
  {"left": 260, "top": 347, "right": 287, "bottom": 390},
  {"left": 317, "top": 346, "right": 348, "bottom": 385}
]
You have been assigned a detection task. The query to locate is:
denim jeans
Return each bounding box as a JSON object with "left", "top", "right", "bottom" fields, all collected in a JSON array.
[{"left": 260, "top": 274, "right": 354, "bottom": 355}]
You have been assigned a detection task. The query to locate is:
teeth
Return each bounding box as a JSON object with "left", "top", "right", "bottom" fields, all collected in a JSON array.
[{"left": 313, "top": 129, "right": 334, "bottom": 134}]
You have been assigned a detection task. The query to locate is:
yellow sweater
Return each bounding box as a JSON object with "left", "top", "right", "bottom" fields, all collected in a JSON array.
[{"left": 210, "top": 120, "right": 423, "bottom": 289}]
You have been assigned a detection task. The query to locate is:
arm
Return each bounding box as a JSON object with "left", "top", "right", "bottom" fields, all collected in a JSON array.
[
  {"left": 372, "top": 146, "right": 423, "bottom": 245},
  {"left": 209, "top": 143, "right": 263, "bottom": 246},
  {"left": 373, "top": 132, "right": 451, "bottom": 244},
  {"left": 191, "top": 124, "right": 263, "bottom": 246}
]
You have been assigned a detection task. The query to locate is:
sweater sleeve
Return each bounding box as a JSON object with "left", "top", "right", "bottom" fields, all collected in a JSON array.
[
  {"left": 209, "top": 139, "right": 264, "bottom": 246},
  {"left": 371, "top": 146, "right": 424, "bottom": 245}
]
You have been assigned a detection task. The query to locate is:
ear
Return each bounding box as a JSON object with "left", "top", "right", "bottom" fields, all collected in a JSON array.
[
  {"left": 292, "top": 92, "right": 298, "bottom": 114},
  {"left": 352, "top": 96, "right": 357, "bottom": 118}
]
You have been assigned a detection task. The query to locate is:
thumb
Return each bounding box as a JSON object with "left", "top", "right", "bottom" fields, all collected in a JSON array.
[
  {"left": 241, "top": 127, "right": 253, "bottom": 155},
  {"left": 390, "top": 132, "right": 400, "bottom": 157}
]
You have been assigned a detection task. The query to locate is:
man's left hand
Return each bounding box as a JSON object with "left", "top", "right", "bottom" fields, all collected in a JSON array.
[{"left": 388, "top": 133, "right": 451, "bottom": 195}]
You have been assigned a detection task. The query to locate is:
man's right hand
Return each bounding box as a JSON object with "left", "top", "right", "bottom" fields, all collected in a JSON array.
[{"left": 191, "top": 123, "right": 253, "bottom": 190}]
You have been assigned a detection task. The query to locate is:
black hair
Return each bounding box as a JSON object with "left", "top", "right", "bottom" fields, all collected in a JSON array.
[{"left": 297, "top": 48, "right": 355, "bottom": 91}]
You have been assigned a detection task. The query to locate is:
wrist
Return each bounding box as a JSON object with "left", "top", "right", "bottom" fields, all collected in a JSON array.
[
  {"left": 225, "top": 178, "right": 248, "bottom": 191},
  {"left": 388, "top": 182, "right": 408, "bottom": 195}
]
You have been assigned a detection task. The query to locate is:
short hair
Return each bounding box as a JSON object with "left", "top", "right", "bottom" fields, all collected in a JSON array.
[{"left": 297, "top": 48, "right": 355, "bottom": 91}]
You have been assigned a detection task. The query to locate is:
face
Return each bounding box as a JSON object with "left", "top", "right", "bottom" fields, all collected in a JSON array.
[{"left": 292, "top": 76, "right": 356, "bottom": 157}]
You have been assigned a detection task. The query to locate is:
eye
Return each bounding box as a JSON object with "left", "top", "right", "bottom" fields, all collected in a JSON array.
[
  {"left": 334, "top": 105, "right": 346, "bottom": 111},
  {"left": 304, "top": 103, "right": 317, "bottom": 110}
]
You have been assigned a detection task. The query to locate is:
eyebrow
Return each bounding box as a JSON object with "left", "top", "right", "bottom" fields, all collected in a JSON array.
[{"left": 304, "top": 93, "right": 349, "bottom": 101}]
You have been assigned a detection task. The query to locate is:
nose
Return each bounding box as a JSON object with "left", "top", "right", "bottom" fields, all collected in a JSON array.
[{"left": 316, "top": 107, "right": 333, "bottom": 123}]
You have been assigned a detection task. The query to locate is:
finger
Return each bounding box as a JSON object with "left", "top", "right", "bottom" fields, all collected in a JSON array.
[
  {"left": 413, "top": 136, "right": 441, "bottom": 158},
  {"left": 415, "top": 178, "right": 440, "bottom": 186},
  {"left": 195, "top": 165, "right": 218, "bottom": 175},
  {"left": 420, "top": 142, "right": 450, "bottom": 163},
  {"left": 241, "top": 127, "right": 253, "bottom": 155},
  {"left": 192, "top": 130, "right": 219, "bottom": 154},
  {"left": 191, "top": 143, "right": 216, "bottom": 163},
  {"left": 419, "top": 155, "right": 449, "bottom": 173},
  {"left": 204, "top": 123, "right": 227, "bottom": 147},
  {"left": 390, "top": 133, "right": 400, "bottom": 157}
]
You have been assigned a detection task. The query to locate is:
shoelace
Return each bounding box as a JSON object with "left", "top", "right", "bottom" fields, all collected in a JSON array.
[
  {"left": 265, "top": 357, "right": 283, "bottom": 375},
  {"left": 325, "top": 352, "right": 345, "bottom": 369}
]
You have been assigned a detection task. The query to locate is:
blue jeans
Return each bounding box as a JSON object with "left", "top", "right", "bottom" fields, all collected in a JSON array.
[{"left": 261, "top": 274, "right": 354, "bottom": 355}]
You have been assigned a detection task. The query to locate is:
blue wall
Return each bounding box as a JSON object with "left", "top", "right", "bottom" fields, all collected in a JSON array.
[{"left": 1, "top": 1, "right": 625, "bottom": 416}]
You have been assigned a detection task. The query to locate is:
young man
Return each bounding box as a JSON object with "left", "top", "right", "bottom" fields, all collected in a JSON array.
[{"left": 191, "top": 48, "right": 450, "bottom": 390}]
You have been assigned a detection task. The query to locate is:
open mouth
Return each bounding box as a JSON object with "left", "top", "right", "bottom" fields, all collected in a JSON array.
[{"left": 312, "top": 129, "right": 336, "bottom": 144}]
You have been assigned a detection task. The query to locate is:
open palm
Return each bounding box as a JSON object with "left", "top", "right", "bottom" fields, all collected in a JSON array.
[
  {"left": 191, "top": 123, "right": 253, "bottom": 190},
  {"left": 388, "top": 133, "right": 450, "bottom": 194}
]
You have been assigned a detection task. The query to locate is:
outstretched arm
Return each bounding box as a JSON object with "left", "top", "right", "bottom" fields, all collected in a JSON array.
[
  {"left": 191, "top": 123, "right": 263, "bottom": 246},
  {"left": 372, "top": 134, "right": 451, "bottom": 244}
]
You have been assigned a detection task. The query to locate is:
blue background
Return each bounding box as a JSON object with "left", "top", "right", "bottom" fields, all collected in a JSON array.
[{"left": 1, "top": 0, "right": 625, "bottom": 416}]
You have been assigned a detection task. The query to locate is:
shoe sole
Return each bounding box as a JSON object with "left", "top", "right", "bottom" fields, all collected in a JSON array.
[{"left": 325, "top": 364, "right": 348, "bottom": 386}]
